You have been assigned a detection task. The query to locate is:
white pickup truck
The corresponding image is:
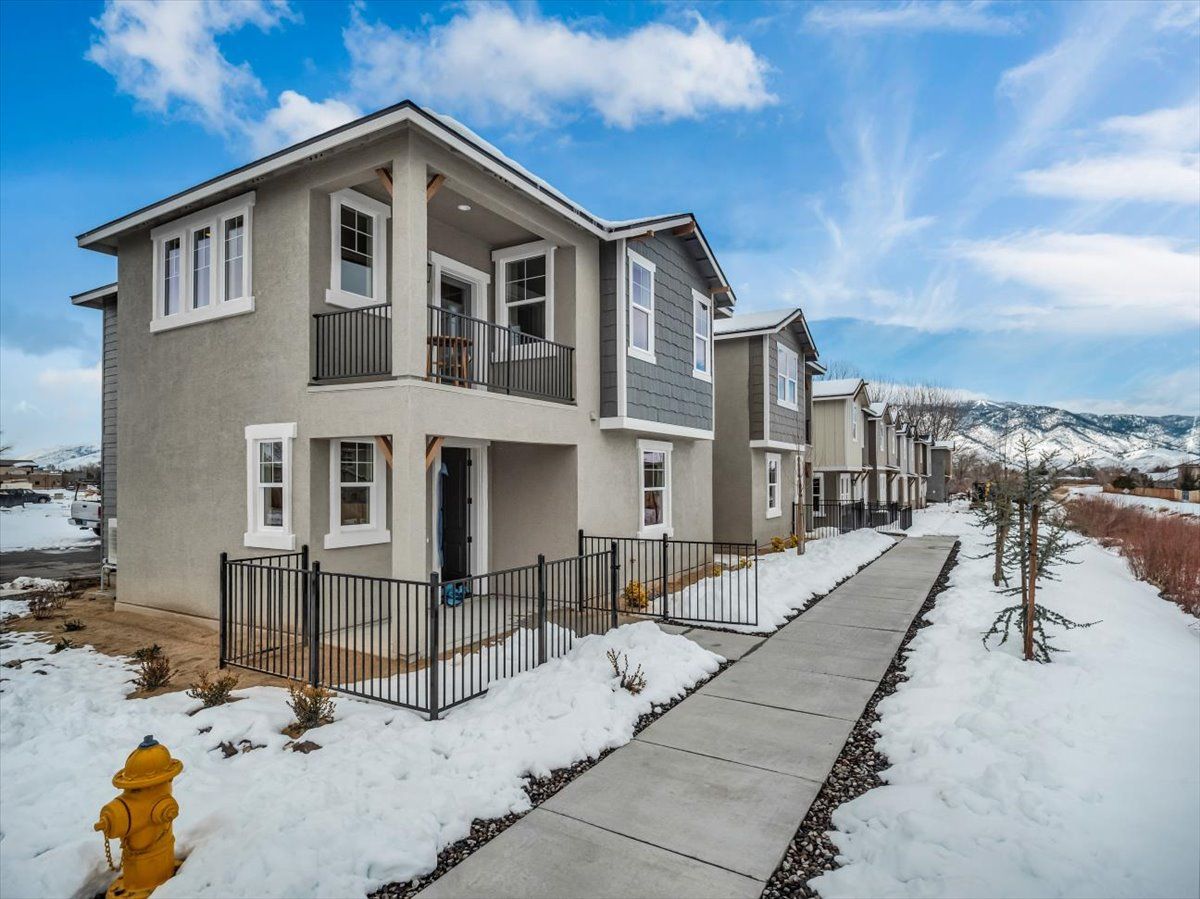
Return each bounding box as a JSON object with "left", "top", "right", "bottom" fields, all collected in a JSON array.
[{"left": 69, "top": 485, "right": 102, "bottom": 536}]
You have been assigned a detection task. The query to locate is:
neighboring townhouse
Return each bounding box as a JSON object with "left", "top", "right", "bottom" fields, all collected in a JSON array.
[
  {"left": 865, "top": 402, "right": 898, "bottom": 503},
  {"left": 929, "top": 443, "right": 954, "bottom": 502},
  {"left": 913, "top": 434, "right": 931, "bottom": 508},
  {"left": 810, "top": 378, "right": 872, "bottom": 515},
  {"left": 71, "top": 101, "right": 739, "bottom": 622},
  {"left": 711, "top": 308, "right": 820, "bottom": 545},
  {"left": 896, "top": 421, "right": 914, "bottom": 506}
]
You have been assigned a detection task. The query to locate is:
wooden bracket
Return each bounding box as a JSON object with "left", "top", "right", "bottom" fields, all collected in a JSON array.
[
  {"left": 426, "top": 173, "right": 446, "bottom": 201},
  {"left": 627, "top": 229, "right": 655, "bottom": 243},
  {"left": 375, "top": 435, "right": 394, "bottom": 469},
  {"left": 375, "top": 168, "right": 394, "bottom": 197},
  {"left": 671, "top": 222, "right": 696, "bottom": 237},
  {"left": 710, "top": 284, "right": 732, "bottom": 297},
  {"left": 425, "top": 436, "right": 444, "bottom": 470}
]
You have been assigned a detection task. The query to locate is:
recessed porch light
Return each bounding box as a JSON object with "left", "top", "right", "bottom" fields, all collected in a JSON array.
[{"left": 457, "top": 203, "right": 472, "bottom": 212}]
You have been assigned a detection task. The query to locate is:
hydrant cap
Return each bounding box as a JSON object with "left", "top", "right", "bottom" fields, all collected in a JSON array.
[{"left": 113, "top": 737, "right": 183, "bottom": 789}]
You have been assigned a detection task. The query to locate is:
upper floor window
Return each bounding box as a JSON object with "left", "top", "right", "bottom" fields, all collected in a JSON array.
[
  {"left": 777, "top": 344, "right": 799, "bottom": 410},
  {"left": 627, "top": 249, "right": 656, "bottom": 364},
  {"left": 493, "top": 240, "right": 556, "bottom": 342},
  {"left": 327, "top": 189, "right": 391, "bottom": 309},
  {"left": 151, "top": 192, "right": 255, "bottom": 333},
  {"left": 849, "top": 403, "right": 858, "bottom": 440},
  {"left": 878, "top": 422, "right": 885, "bottom": 452},
  {"left": 692, "top": 290, "right": 712, "bottom": 380}
]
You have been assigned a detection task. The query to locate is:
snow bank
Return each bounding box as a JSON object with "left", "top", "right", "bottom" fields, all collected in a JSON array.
[
  {"left": 0, "top": 576, "right": 69, "bottom": 591},
  {"left": 0, "top": 621, "right": 719, "bottom": 899},
  {"left": 0, "top": 495, "right": 99, "bottom": 552},
  {"left": 811, "top": 503, "right": 1200, "bottom": 899}
]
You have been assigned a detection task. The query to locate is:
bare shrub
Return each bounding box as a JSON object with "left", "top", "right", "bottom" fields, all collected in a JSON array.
[
  {"left": 1066, "top": 496, "right": 1200, "bottom": 615},
  {"left": 51, "top": 637, "right": 75, "bottom": 653},
  {"left": 29, "top": 596, "right": 56, "bottom": 620},
  {"left": 132, "top": 644, "right": 163, "bottom": 662},
  {"left": 621, "top": 580, "right": 649, "bottom": 611},
  {"left": 187, "top": 671, "right": 240, "bottom": 707},
  {"left": 606, "top": 649, "right": 647, "bottom": 694},
  {"left": 61, "top": 619, "right": 85, "bottom": 632},
  {"left": 134, "top": 654, "right": 174, "bottom": 691},
  {"left": 287, "top": 684, "right": 336, "bottom": 731}
]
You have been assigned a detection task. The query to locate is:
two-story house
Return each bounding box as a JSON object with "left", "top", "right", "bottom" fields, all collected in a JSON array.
[
  {"left": 810, "top": 378, "right": 872, "bottom": 516},
  {"left": 71, "top": 101, "right": 738, "bottom": 623},
  {"left": 913, "top": 433, "right": 931, "bottom": 509},
  {"left": 710, "top": 308, "right": 820, "bottom": 545},
  {"left": 865, "top": 401, "right": 897, "bottom": 504},
  {"left": 929, "top": 443, "right": 954, "bottom": 502}
]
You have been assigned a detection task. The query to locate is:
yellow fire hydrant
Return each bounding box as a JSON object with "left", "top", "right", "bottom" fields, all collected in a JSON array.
[{"left": 94, "top": 735, "right": 183, "bottom": 899}]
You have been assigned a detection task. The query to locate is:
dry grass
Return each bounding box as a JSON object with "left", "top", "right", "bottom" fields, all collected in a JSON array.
[{"left": 1066, "top": 496, "right": 1200, "bottom": 616}]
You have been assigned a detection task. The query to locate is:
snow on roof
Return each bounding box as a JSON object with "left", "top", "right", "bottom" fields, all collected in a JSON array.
[
  {"left": 867, "top": 401, "right": 887, "bottom": 417},
  {"left": 813, "top": 378, "right": 865, "bottom": 399},
  {"left": 933, "top": 442, "right": 954, "bottom": 450},
  {"left": 714, "top": 308, "right": 797, "bottom": 336}
]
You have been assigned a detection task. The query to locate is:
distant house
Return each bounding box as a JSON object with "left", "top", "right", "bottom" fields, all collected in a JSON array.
[
  {"left": 0, "top": 459, "right": 36, "bottom": 482},
  {"left": 27, "top": 470, "right": 64, "bottom": 490},
  {"left": 928, "top": 443, "right": 954, "bottom": 502},
  {"left": 811, "top": 378, "right": 872, "bottom": 510}
]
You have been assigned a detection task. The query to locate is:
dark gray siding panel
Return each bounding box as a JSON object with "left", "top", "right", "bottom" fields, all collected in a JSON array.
[
  {"left": 599, "top": 241, "right": 618, "bottom": 418},
  {"left": 768, "top": 330, "right": 803, "bottom": 446},
  {"left": 102, "top": 298, "right": 118, "bottom": 557},
  {"left": 748, "top": 337, "right": 764, "bottom": 441},
  {"left": 623, "top": 235, "right": 713, "bottom": 430}
]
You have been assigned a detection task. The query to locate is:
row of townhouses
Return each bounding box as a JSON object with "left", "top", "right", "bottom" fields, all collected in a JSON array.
[{"left": 70, "top": 100, "right": 952, "bottom": 626}]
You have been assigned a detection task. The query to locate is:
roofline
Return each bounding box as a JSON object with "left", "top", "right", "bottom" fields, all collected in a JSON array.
[
  {"left": 70, "top": 282, "right": 118, "bottom": 309},
  {"left": 812, "top": 378, "right": 868, "bottom": 402},
  {"left": 714, "top": 307, "right": 819, "bottom": 352},
  {"left": 75, "top": 101, "right": 737, "bottom": 305},
  {"left": 805, "top": 359, "right": 827, "bottom": 374}
]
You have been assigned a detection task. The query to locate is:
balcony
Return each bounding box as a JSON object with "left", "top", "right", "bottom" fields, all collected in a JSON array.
[{"left": 313, "top": 304, "right": 391, "bottom": 381}]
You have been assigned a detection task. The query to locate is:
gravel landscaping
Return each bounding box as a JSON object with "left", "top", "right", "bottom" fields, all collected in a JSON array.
[{"left": 761, "top": 540, "right": 961, "bottom": 899}]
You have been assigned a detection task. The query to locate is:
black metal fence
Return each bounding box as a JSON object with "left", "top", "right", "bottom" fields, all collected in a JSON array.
[
  {"left": 427, "top": 305, "right": 574, "bottom": 404},
  {"left": 794, "top": 501, "right": 913, "bottom": 538},
  {"left": 219, "top": 546, "right": 617, "bottom": 719},
  {"left": 313, "top": 303, "right": 392, "bottom": 381},
  {"left": 579, "top": 531, "right": 758, "bottom": 627}
]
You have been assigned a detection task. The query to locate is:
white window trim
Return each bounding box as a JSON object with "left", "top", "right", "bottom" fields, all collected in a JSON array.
[
  {"left": 244, "top": 422, "right": 295, "bottom": 551},
  {"left": 491, "top": 239, "right": 557, "bottom": 359},
  {"left": 692, "top": 288, "right": 712, "bottom": 382},
  {"left": 812, "top": 475, "right": 824, "bottom": 516},
  {"left": 325, "top": 437, "right": 391, "bottom": 549},
  {"left": 151, "top": 192, "right": 256, "bottom": 334},
  {"left": 766, "top": 452, "right": 782, "bottom": 519},
  {"left": 430, "top": 251, "right": 491, "bottom": 317},
  {"left": 850, "top": 404, "right": 859, "bottom": 441},
  {"left": 326, "top": 188, "right": 391, "bottom": 309},
  {"left": 776, "top": 344, "right": 799, "bottom": 411},
  {"left": 637, "top": 439, "right": 673, "bottom": 538},
  {"left": 839, "top": 473, "right": 852, "bottom": 501},
  {"left": 626, "top": 249, "right": 657, "bottom": 365}
]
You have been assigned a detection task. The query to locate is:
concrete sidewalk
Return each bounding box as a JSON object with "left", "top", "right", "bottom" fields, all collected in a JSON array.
[{"left": 421, "top": 535, "right": 957, "bottom": 899}]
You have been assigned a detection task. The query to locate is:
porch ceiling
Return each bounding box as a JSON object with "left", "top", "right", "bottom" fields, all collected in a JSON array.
[{"left": 430, "top": 185, "right": 539, "bottom": 249}]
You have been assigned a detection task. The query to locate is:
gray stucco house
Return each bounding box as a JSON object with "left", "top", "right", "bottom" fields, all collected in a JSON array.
[
  {"left": 710, "top": 308, "right": 821, "bottom": 545},
  {"left": 70, "top": 100, "right": 740, "bottom": 623}
]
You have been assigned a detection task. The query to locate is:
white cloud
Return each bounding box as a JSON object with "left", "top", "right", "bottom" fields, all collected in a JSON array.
[
  {"left": 806, "top": 0, "right": 1020, "bottom": 35},
  {"left": 87, "top": 0, "right": 296, "bottom": 135},
  {"left": 0, "top": 348, "right": 101, "bottom": 453},
  {"left": 959, "top": 231, "right": 1200, "bottom": 331},
  {"left": 248, "top": 90, "right": 361, "bottom": 155},
  {"left": 1155, "top": 1, "right": 1200, "bottom": 34},
  {"left": 37, "top": 363, "right": 102, "bottom": 388},
  {"left": 1102, "top": 103, "right": 1200, "bottom": 151},
  {"left": 342, "top": 5, "right": 774, "bottom": 129},
  {"left": 1054, "top": 367, "right": 1200, "bottom": 417}
]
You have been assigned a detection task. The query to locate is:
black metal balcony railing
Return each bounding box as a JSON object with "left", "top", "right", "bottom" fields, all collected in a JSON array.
[
  {"left": 426, "top": 305, "right": 574, "bottom": 404},
  {"left": 313, "top": 303, "right": 392, "bottom": 381}
]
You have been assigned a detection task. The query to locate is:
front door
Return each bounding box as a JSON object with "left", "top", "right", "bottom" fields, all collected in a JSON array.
[{"left": 440, "top": 447, "right": 472, "bottom": 581}]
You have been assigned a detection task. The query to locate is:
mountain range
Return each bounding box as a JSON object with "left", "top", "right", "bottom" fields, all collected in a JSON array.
[
  {"left": 952, "top": 401, "right": 1200, "bottom": 470},
  {"left": 27, "top": 444, "right": 101, "bottom": 471}
]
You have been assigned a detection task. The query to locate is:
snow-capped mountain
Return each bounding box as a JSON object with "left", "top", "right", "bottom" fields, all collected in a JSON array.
[
  {"left": 952, "top": 401, "right": 1200, "bottom": 470},
  {"left": 28, "top": 444, "right": 101, "bottom": 471}
]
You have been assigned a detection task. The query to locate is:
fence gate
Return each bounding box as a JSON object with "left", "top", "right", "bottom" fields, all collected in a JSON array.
[{"left": 579, "top": 532, "right": 758, "bottom": 628}]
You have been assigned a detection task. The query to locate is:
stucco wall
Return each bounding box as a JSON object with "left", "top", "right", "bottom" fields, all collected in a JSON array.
[{"left": 712, "top": 339, "right": 752, "bottom": 542}]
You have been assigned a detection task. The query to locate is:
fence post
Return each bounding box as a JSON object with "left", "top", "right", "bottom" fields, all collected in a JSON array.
[
  {"left": 575, "top": 532, "right": 585, "bottom": 613},
  {"left": 218, "top": 552, "right": 229, "bottom": 669},
  {"left": 300, "top": 545, "right": 310, "bottom": 643},
  {"left": 307, "top": 561, "right": 321, "bottom": 687},
  {"left": 537, "top": 554, "right": 547, "bottom": 666},
  {"left": 660, "top": 533, "right": 670, "bottom": 620},
  {"left": 609, "top": 541, "right": 620, "bottom": 631},
  {"left": 428, "top": 572, "right": 441, "bottom": 721}
]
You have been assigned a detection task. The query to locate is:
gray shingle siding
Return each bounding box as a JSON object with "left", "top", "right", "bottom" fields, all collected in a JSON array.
[
  {"left": 768, "top": 330, "right": 803, "bottom": 446},
  {"left": 623, "top": 234, "right": 713, "bottom": 430},
  {"left": 102, "top": 298, "right": 118, "bottom": 556},
  {"left": 599, "top": 241, "right": 618, "bottom": 418},
  {"left": 748, "top": 337, "right": 764, "bottom": 441}
]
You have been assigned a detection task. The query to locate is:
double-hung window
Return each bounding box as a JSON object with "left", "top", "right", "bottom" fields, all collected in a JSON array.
[
  {"left": 812, "top": 475, "right": 824, "bottom": 516},
  {"left": 327, "top": 189, "right": 391, "bottom": 308},
  {"left": 692, "top": 290, "right": 712, "bottom": 380},
  {"left": 638, "top": 440, "right": 672, "bottom": 537},
  {"left": 493, "top": 240, "right": 556, "bottom": 346},
  {"left": 244, "top": 422, "right": 295, "bottom": 550},
  {"left": 839, "top": 473, "right": 852, "bottom": 501},
  {"left": 326, "top": 438, "right": 390, "bottom": 549},
  {"left": 766, "top": 453, "right": 782, "bottom": 518},
  {"left": 151, "top": 192, "right": 255, "bottom": 332},
  {"left": 849, "top": 403, "right": 858, "bottom": 440},
  {"left": 627, "top": 250, "right": 656, "bottom": 363},
  {"left": 776, "top": 344, "right": 799, "bottom": 409}
]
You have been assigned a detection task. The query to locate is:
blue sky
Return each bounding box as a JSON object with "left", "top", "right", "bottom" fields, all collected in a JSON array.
[{"left": 1, "top": 0, "right": 1198, "bottom": 453}]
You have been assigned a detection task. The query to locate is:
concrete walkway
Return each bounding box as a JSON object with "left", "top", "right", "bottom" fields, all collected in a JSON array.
[{"left": 421, "top": 535, "right": 957, "bottom": 899}]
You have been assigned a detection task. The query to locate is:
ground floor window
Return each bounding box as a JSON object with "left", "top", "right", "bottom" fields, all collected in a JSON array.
[
  {"left": 638, "top": 439, "right": 673, "bottom": 537},
  {"left": 244, "top": 422, "right": 296, "bottom": 550},
  {"left": 839, "top": 473, "right": 852, "bottom": 501},
  {"left": 326, "top": 437, "right": 390, "bottom": 549},
  {"left": 812, "top": 475, "right": 823, "bottom": 516},
  {"left": 766, "top": 453, "right": 782, "bottom": 518}
]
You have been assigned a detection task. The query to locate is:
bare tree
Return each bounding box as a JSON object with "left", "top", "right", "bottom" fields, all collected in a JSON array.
[
  {"left": 819, "top": 359, "right": 863, "bottom": 381},
  {"left": 883, "top": 383, "right": 967, "bottom": 441}
]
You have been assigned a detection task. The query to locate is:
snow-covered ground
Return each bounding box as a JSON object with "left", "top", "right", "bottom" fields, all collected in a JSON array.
[
  {"left": 0, "top": 493, "right": 100, "bottom": 552},
  {"left": 0, "top": 621, "right": 719, "bottom": 899},
  {"left": 665, "top": 529, "right": 896, "bottom": 633},
  {"left": 1066, "top": 484, "right": 1200, "bottom": 517},
  {"left": 812, "top": 502, "right": 1200, "bottom": 899}
]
